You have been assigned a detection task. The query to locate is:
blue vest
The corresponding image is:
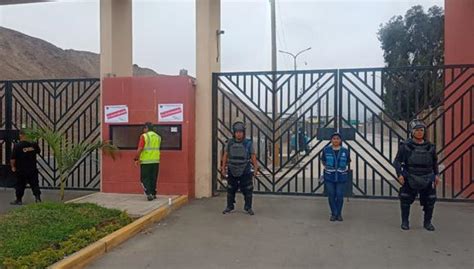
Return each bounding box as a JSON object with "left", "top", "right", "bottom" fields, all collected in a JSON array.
[{"left": 323, "top": 146, "right": 350, "bottom": 182}]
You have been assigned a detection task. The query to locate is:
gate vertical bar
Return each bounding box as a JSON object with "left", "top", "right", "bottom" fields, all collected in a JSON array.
[
  {"left": 212, "top": 73, "right": 218, "bottom": 195},
  {"left": 335, "top": 70, "right": 341, "bottom": 130},
  {"left": 272, "top": 72, "right": 277, "bottom": 192},
  {"left": 5, "top": 81, "right": 13, "bottom": 162}
]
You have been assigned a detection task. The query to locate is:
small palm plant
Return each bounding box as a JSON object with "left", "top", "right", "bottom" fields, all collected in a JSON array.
[{"left": 25, "top": 127, "right": 118, "bottom": 201}]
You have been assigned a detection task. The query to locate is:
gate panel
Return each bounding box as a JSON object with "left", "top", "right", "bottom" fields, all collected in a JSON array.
[
  {"left": 213, "top": 70, "right": 337, "bottom": 195},
  {"left": 213, "top": 65, "right": 473, "bottom": 201},
  {"left": 340, "top": 65, "right": 473, "bottom": 200},
  {"left": 10, "top": 79, "right": 101, "bottom": 190}
]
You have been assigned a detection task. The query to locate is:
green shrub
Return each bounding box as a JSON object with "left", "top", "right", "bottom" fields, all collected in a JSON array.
[{"left": 0, "top": 202, "right": 131, "bottom": 268}]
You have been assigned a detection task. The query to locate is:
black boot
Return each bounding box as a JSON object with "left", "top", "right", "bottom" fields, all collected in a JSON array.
[
  {"left": 35, "top": 195, "right": 42, "bottom": 203},
  {"left": 245, "top": 208, "right": 255, "bottom": 216},
  {"left": 10, "top": 200, "right": 22, "bottom": 206},
  {"left": 423, "top": 221, "right": 435, "bottom": 231},
  {"left": 401, "top": 205, "right": 410, "bottom": 230},
  {"left": 423, "top": 207, "right": 435, "bottom": 231},
  {"left": 222, "top": 206, "right": 234, "bottom": 214}
]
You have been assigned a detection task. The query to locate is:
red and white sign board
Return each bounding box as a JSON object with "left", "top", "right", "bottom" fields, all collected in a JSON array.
[
  {"left": 104, "top": 105, "right": 129, "bottom": 123},
  {"left": 158, "top": 104, "right": 183, "bottom": 122}
]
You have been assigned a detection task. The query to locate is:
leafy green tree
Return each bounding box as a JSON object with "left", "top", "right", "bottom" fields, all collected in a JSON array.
[{"left": 378, "top": 5, "right": 444, "bottom": 120}]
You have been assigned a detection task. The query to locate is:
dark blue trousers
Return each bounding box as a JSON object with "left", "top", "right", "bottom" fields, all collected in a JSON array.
[{"left": 325, "top": 181, "right": 345, "bottom": 217}]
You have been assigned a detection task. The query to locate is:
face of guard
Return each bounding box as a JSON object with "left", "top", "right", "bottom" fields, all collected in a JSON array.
[
  {"left": 235, "top": 130, "right": 244, "bottom": 141},
  {"left": 413, "top": 127, "right": 425, "bottom": 140},
  {"left": 331, "top": 135, "right": 341, "bottom": 147}
]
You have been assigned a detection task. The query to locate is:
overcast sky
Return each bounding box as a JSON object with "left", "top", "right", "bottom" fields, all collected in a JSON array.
[{"left": 0, "top": 0, "right": 444, "bottom": 76}]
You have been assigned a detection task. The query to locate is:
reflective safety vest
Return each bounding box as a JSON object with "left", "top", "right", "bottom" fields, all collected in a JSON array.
[
  {"left": 323, "top": 146, "right": 350, "bottom": 182},
  {"left": 140, "top": 131, "right": 161, "bottom": 164}
]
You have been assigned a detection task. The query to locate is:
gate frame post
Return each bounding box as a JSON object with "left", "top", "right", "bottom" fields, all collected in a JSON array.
[
  {"left": 211, "top": 73, "right": 218, "bottom": 194},
  {"left": 5, "top": 81, "right": 13, "bottom": 163}
]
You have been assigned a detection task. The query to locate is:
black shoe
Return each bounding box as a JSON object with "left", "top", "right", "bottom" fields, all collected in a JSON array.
[
  {"left": 10, "top": 200, "right": 22, "bottom": 206},
  {"left": 147, "top": 195, "right": 154, "bottom": 201},
  {"left": 222, "top": 207, "right": 234, "bottom": 214},
  {"left": 336, "top": 215, "right": 343, "bottom": 222},
  {"left": 245, "top": 208, "right": 255, "bottom": 216},
  {"left": 401, "top": 221, "right": 410, "bottom": 230},
  {"left": 424, "top": 222, "right": 435, "bottom": 231},
  {"left": 330, "top": 215, "right": 337, "bottom": 222},
  {"left": 35, "top": 196, "right": 42, "bottom": 203},
  {"left": 153, "top": 195, "right": 157, "bottom": 200}
]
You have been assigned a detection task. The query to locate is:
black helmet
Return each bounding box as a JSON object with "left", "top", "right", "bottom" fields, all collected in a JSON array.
[
  {"left": 232, "top": 121, "right": 245, "bottom": 133},
  {"left": 409, "top": 119, "right": 426, "bottom": 133}
]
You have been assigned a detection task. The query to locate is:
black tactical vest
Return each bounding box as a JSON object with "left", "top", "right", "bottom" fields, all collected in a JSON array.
[
  {"left": 405, "top": 143, "right": 435, "bottom": 176},
  {"left": 227, "top": 139, "right": 251, "bottom": 177}
]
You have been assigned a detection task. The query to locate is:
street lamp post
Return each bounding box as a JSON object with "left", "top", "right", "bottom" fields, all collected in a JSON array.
[{"left": 279, "top": 47, "right": 312, "bottom": 165}]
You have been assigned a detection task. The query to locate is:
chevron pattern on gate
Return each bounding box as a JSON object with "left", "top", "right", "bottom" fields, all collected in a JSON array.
[
  {"left": 213, "top": 65, "right": 473, "bottom": 201},
  {"left": 10, "top": 79, "right": 101, "bottom": 190},
  {"left": 213, "top": 70, "right": 338, "bottom": 195}
]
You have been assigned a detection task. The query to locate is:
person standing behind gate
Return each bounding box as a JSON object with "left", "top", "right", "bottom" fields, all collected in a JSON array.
[
  {"left": 321, "top": 132, "right": 350, "bottom": 221},
  {"left": 221, "top": 121, "right": 259, "bottom": 215},
  {"left": 394, "top": 119, "right": 440, "bottom": 231},
  {"left": 134, "top": 122, "right": 162, "bottom": 201},
  {"left": 10, "top": 129, "right": 42, "bottom": 205}
]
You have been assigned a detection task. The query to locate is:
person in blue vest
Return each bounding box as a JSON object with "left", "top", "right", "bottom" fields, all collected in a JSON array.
[
  {"left": 221, "top": 121, "right": 259, "bottom": 215},
  {"left": 290, "top": 128, "right": 309, "bottom": 155},
  {"left": 321, "top": 132, "right": 351, "bottom": 221}
]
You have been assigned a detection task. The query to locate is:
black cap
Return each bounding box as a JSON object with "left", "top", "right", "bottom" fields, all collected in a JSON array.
[
  {"left": 331, "top": 132, "right": 342, "bottom": 140},
  {"left": 144, "top": 122, "right": 153, "bottom": 129}
]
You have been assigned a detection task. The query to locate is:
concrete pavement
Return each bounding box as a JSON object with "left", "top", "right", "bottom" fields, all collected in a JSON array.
[
  {"left": 89, "top": 195, "right": 474, "bottom": 269},
  {"left": 0, "top": 188, "right": 95, "bottom": 214},
  {"left": 70, "top": 192, "right": 179, "bottom": 218}
]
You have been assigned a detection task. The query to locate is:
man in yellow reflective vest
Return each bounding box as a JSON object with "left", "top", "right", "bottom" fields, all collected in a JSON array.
[{"left": 134, "top": 122, "right": 162, "bottom": 201}]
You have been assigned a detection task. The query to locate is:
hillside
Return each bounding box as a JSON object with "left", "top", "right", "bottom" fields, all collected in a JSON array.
[{"left": 0, "top": 26, "right": 158, "bottom": 80}]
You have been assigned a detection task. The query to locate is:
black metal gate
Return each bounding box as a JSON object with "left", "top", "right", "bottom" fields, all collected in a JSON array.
[
  {"left": 0, "top": 79, "right": 101, "bottom": 190},
  {"left": 212, "top": 65, "right": 473, "bottom": 201}
]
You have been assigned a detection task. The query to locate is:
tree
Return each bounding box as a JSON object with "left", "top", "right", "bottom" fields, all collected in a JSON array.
[
  {"left": 25, "top": 127, "right": 117, "bottom": 201},
  {"left": 378, "top": 5, "right": 444, "bottom": 121}
]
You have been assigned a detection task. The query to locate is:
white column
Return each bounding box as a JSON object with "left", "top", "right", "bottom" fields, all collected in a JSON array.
[
  {"left": 100, "top": 0, "right": 133, "bottom": 78},
  {"left": 195, "top": 0, "right": 221, "bottom": 198}
]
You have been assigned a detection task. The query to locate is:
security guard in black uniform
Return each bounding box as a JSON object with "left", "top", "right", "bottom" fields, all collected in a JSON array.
[
  {"left": 394, "top": 119, "right": 440, "bottom": 231},
  {"left": 10, "top": 129, "right": 42, "bottom": 205},
  {"left": 221, "top": 121, "right": 259, "bottom": 215}
]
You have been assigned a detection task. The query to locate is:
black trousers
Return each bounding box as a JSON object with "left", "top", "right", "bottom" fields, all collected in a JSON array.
[
  {"left": 15, "top": 170, "right": 41, "bottom": 201},
  {"left": 227, "top": 173, "right": 254, "bottom": 210},
  {"left": 140, "top": 163, "right": 160, "bottom": 196},
  {"left": 399, "top": 181, "right": 436, "bottom": 223}
]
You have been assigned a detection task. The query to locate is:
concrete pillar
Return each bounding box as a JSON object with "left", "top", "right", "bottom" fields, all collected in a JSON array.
[
  {"left": 195, "top": 0, "right": 221, "bottom": 198},
  {"left": 100, "top": 0, "right": 133, "bottom": 78}
]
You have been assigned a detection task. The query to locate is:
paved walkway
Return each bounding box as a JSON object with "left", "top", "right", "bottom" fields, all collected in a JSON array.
[
  {"left": 70, "top": 192, "right": 178, "bottom": 217},
  {"left": 0, "top": 188, "right": 94, "bottom": 214},
  {"left": 89, "top": 195, "right": 474, "bottom": 269}
]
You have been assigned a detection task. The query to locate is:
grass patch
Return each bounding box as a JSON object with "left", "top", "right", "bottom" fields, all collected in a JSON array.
[{"left": 0, "top": 202, "right": 132, "bottom": 268}]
